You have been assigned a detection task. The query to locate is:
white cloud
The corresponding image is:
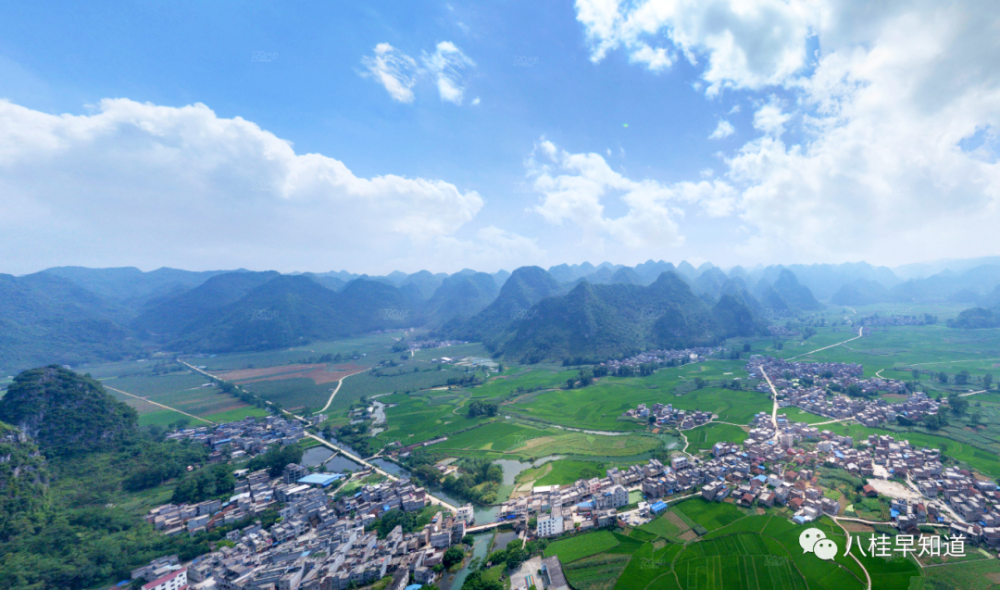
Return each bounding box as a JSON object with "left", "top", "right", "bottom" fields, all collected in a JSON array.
[
  {"left": 751, "top": 98, "right": 789, "bottom": 136},
  {"left": 574, "top": 0, "right": 1000, "bottom": 264},
  {"left": 422, "top": 41, "right": 476, "bottom": 105},
  {"left": 471, "top": 97, "right": 480, "bottom": 106},
  {"left": 360, "top": 41, "right": 475, "bottom": 105},
  {"left": 574, "top": 0, "right": 813, "bottom": 94},
  {"left": 360, "top": 43, "right": 419, "bottom": 103},
  {"left": 0, "top": 99, "right": 485, "bottom": 273},
  {"left": 709, "top": 120, "right": 735, "bottom": 139},
  {"left": 525, "top": 139, "right": 736, "bottom": 249}
]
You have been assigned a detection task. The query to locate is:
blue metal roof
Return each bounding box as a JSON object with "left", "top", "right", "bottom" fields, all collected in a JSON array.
[{"left": 298, "top": 473, "right": 343, "bottom": 486}]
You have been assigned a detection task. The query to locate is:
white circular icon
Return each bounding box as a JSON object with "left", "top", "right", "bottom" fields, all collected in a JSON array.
[
  {"left": 813, "top": 539, "right": 838, "bottom": 561},
  {"left": 799, "top": 528, "right": 827, "bottom": 553}
]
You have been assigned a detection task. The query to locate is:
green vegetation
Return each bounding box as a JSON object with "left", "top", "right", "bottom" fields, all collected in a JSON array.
[
  {"left": 476, "top": 272, "right": 765, "bottom": 362},
  {"left": 685, "top": 423, "right": 748, "bottom": 452},
  {"left": 0, "top": 366, "right": 138, "bottom": 457},
  {"left": 0, "top": 366, "right": 278, "bottom": 590},
  {"left": 367, "top": 505, "right": 445, "bottom": 539},
  {"left": 246, "top": 444, "right": 305, "bottom": 477},
  {"left": 544, "top": 530, "right": 623, "bottom": 563}
]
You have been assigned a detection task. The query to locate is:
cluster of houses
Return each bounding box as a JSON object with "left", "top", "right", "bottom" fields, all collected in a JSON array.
[
  {"left": 856, "top": 314, "right": 936, "bottom": 327},
  {"left": 498, "top": 476, "right": 633, "bottom": 538},
  {"left": 142, "top": 461, "right": 487, "bottom": 590},
  {"left": 405, "top": 339, "right": 466, "bottom": 352},
  {"left": 622, "top": 403, "right": 714, "bottom": 430},
  {"left": 747, "top": 355, "right": 938, "bottom": 427},
  {"left": 165, "top": 415, "right": 306, "bottom": 461},
  {"left": 746, "top": 356, "right": 863, "bottom": 382},
  {"left": 601, "top": 346, "right": 722, "bottom": 373}
]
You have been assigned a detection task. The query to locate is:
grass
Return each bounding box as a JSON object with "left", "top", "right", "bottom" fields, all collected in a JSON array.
[
  {"left": 848, "top": 537, "right": 922, "bottom": 590},
  {"left": 204, "top": 406, "right": 269, "bottom": 422},
  {"left": 544, "top": 530, "right": 622, "bottom": 563},
  {"left": 563, "top": 552, "right": 631, "bottom": 590},
  {"left": 137, "top": 408, "right": 192, "bottom": 427},
  {"left": 425, "top": 420, "right": 663, "bottom": 461},
  {"left": 685, "top": 422, "right": 748, "bottom": 452},
  {"left": 508, "top": 360, "right": 764, "bottom": 432},
  {"left": 673, "top": 500, "right": 747, "bottom": 533},
  {"left": 921, "top": 558, "right": 1000, "bottom": 590}
]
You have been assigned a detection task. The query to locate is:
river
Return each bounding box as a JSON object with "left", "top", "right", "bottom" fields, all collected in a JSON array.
[{"left": 439, "top": 532, "right": 492, "bottom": 590}]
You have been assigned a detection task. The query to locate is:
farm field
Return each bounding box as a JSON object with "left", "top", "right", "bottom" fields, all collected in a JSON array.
[
  {"left": 684, "top": 422, "right": 748, "bottom": 451},
  {"left": 94, "top": 365, "right": 261, "bottom": 422},
  {"left": 509, "top": 363, "right": 766, "bottom": 432},
  {"left": 556, "top": 501, "right": 882, "bottom": 590},
  {"left": 544, "top": 530, "right": 623, "bottom": 563},
  {"left": 777, "top": 323, "right": 1000, "bottom": 377},
  {"left": 426, "top": 419, "right": 663, "bottom": 461}
]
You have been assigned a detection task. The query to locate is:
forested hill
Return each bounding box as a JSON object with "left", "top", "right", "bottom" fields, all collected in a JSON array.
[
  {"left": 484, "top": 271, "right": 768, "bottom": 363},
  {"left": 0, "top": 365, "right": 138, "bottom": 457},
  {"left": 0, "top": 367, "right": 225, "bottom": 588}
]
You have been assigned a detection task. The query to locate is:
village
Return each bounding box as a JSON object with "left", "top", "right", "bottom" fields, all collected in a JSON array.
[{"left": 129, "top": 352, "right": 1000, "bottom": 590}]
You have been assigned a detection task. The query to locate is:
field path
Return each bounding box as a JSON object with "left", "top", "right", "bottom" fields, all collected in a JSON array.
[
  {"left": 316, "top": 369, "right": 367, "bottom": 414},
  {"left": 104, "top": 384, "right": 216, "bottom": 425},
  {"left": 831, "top": 517, "right": 872, "bottom": 590},
  {"left": 788, "top": 326, "right": 864, "bottom": 360},
  {"left": 959, "top": 389, "right": 989, "bottom": 397}
]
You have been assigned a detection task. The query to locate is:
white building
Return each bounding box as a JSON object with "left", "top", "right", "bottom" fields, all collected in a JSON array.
[
  {"left": 537, "top": 507, "right": 564, "bottom": 538},
  {"left": 142, "top": 568, "right": 187, "bottom": 590}
]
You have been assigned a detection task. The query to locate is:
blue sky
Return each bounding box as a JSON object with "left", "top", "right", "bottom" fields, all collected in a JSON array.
[{"left": 1, "top": 0, "right": 998, "bottom": 274}]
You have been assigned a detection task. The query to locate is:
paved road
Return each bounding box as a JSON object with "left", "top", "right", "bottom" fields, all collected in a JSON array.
[
  {"left": 758, "top": 367, "right": 781, "bottom": 442},
  {"left": 104, "top": 384, "right": 216, "bottom": 425}
]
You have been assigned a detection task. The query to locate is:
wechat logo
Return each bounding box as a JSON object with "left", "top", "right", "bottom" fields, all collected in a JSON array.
[{"left": 799, "top": 528, "right": 838, "bottom": 561}]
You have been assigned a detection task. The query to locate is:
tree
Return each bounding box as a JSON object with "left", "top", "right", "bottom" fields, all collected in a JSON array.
[
  {"left": 912, "top": 369, "right": 920, "bottom": 381},
  {"left": 970, "top": 412, "right": 982, "bottom": 427},
  {"left": 694, "top": 377, "right": 705, "bottom": 390},
  {"left": 505, "top": 547, "right": 527, "bottom": 570},
  {"left": 443, "top": 547, "right": 465, "bottom": 568},
  {"left": 743, "top": 343, "right": 751, "bottom": 352},
  {"left": 648, "top": 415, "right": 656, "bottom": 425},
  {"left": 565, "top": 378, "right": 575, "bottom": 389},
  {"left": 948, "top": 393, "right": 969, "bottom": 416},
  {"left": 955, "top": 370, "right": 970, "bottom": 386},
  {"left": 937, "top": 372, "right": 948, "bottom": 384},
  {"left": 985, "top": 373, "right": 993, "bottom": 390}
]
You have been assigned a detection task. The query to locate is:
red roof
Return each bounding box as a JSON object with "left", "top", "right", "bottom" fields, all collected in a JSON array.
[{"left": 142, "top": 569, "right": 186, "bottom": 590}]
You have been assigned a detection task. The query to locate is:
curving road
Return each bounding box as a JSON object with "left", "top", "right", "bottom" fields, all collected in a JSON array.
[
  {"left": 316, "top": 369, "right": 367, "bottom": 414},
  {"left": 758, "top": 367, "right": 781, "bottom": 441}
]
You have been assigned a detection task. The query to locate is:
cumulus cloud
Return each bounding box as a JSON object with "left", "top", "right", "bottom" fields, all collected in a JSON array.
[
  {"left": 709, "top": 120, "right": 735, "bottom": 139},
  {"left": 525, "top": 139, "right": 736, "bottom": 249},
  {"left": 574, "top": 0, "right": 813, "bottom": 93},
  {"left": 360, "top": 41, "right": 475, "bottom": 105},
  {"left": 360, "top": 43, "right": 419, "bottom": 103},
  {"left": 574, "top": 0, "right": 1000, "bottom": 264},
  {"left": 0, "top": 99, "right": 485, "bottom": 273}
]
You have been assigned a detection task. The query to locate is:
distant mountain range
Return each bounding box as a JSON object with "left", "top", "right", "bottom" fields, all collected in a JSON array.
[{"left": 5, "top": 257, "right": 1000, "bottom": 371}]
